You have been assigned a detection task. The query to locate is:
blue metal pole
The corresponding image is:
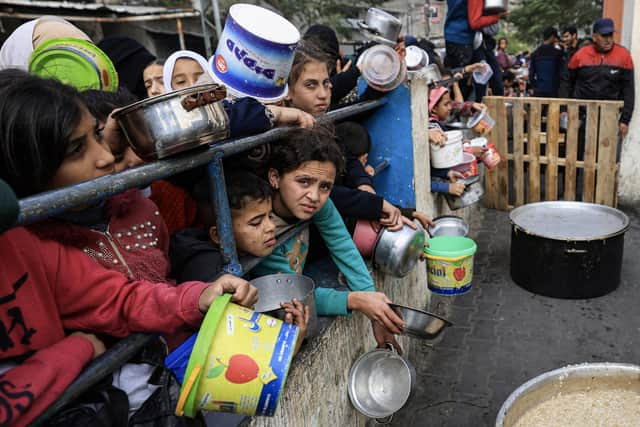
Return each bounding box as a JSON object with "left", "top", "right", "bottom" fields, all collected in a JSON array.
[{"left": 207, "top": 154, "right": 242, "bottom": 276}]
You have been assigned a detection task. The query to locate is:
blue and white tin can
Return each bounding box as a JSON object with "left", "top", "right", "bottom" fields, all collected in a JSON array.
[{"left": 210, "top": 4, "right": 300, "bottom": 103}]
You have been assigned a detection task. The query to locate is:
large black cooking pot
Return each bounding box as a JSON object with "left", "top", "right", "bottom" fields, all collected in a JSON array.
[{"left": 509, "top": 201, "right": 629, "bottom": 299}]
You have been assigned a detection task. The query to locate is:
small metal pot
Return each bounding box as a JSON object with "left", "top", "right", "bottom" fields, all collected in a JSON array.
[
  {"left": 373, "top": 222, "right": 426, "bottom": 277},
  {"left": 428, "top": 215, "right": 469, "bottom": 237},
  {"left": 358, "top": 7, "right": 402, "bottom": 46},
  {"left": 483, "top": 0, "right": 508, "bottom": 14},
  {"left": 389, "top": 304, "right": 452, "bottom": 340},
  {"left": 445, "top": 176, "right": 485, "bottom": 211},
  {"left": 496, "top": 363, "right": 640, "bottom": 427},
  {"left": 348, "top": 344, "right": 413, "bottom": 420},
  {"left": 113, "top": 83, "right": 229, "bottom": 161},
  {"left": 405, "top": 45, "right": 429, "bottom": 71},
  {"left": 249, "top": 274, "right": 319, "bottom": 338},
  {"left": 422, "top": 63, "right": 443, "bottom": 85}
]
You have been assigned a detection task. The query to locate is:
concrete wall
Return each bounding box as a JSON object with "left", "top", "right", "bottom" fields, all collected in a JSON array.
[
  {"left": 248, "top": 76, "right": 479, "bottom": 426},
  {"left": 617, "top": 1, "right": 640, "bottom": 207}
]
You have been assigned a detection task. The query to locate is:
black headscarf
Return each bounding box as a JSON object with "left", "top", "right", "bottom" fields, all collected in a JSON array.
[{"left": 98, "top": 36, "right": 155, "bottom": 100}]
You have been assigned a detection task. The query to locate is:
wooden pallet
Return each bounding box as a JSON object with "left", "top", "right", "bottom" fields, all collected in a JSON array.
[{"left": 482, "top": 96, "right": 623, "bottom": 210}]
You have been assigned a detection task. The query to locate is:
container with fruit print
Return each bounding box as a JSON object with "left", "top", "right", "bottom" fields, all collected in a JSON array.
[
  {"left": 424, "top": 236, "right": 477, "bottom": 295},
  {"left": 175, "top": 294, "right": 298, "bottom": 417}
]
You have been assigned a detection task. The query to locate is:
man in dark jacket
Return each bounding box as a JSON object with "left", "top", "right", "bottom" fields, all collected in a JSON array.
[
  {"left": 529, "top": 27, "right": 565, "bottom": 98},
  {"left": 559, "top": 18, "right": 634, "bottom": 137}
]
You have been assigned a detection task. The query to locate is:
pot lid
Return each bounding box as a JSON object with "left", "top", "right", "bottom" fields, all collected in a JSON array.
[{"left": 509, "top": 201, "right": 630, "bottom": 240}]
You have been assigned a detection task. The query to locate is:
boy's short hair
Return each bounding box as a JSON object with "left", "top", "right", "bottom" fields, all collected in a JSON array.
[
  {"left": 270, "top": 122, "right": 345, "bottom": 175},
  {"left": 335, "top": 122, "right": 371, "bottom": 158},
  {"left": 194, "top": 171, "right": 274, "bottom": 228},
  {"left": 563, "top": 26, "right": 578, "bottom": 36}
]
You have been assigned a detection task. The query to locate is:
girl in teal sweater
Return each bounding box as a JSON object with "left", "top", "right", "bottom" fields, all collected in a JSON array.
[{"left": 253, "top": 125, "right": 405, "bottom": 349}]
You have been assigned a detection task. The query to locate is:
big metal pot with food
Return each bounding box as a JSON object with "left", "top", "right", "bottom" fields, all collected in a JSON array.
[
  {"left": 348, "top": 344, "right": 416, "bottom": 420},
  {"left": 445, "top": 175, "right": 485, "bottom": 211},
  {"left": 358, "top": 7, "right": 402, "bottom": 46},
  {"left": 113, "top": 83, "right": 229, "bottom": 161},
  {"left": 373, "top": 222, "right": 426, "bottom": 277}
]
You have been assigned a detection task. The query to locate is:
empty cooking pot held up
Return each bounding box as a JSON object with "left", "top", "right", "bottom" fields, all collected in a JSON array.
[
  {"left": 348, "top": 344, "right": 414, "bottom": 420},
  {"left": 389, "top": 304, "right": 452, "bottom": 340},
  {"left": 249, "top": 274, "right": 319, "bottom": 338},
  {"left": 373, "top": 222, "right": 426, "bottom": 278},
  {"left": 358, "top": 7, "right": 402, "bottom": 46},
  {"left": 113, "top": 83, "right": 229, "bottom": 161}
]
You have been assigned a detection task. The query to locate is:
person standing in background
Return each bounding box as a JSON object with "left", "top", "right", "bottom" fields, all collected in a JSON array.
[
  {"left": 529, "top": 27, "right": 565, "bottom": 98},
  {"left": 560, "top": 18, "right": 634, "bottom": 137}
]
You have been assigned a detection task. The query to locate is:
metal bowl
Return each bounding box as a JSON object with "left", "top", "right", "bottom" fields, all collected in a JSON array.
[
  {"left": 389, "top": 304, "right": 452, "bottom": 340},
  {"left": 249, "top": 274, "right": 319, "bottom": 338},
  {"left": 445, "top": 175, "right": 485, "bottom": 211},
  {"left": 428, "top": 215, "right": 469, "bottom": 237},
  {"left": 113, "top": 83, "right": 229, "bottom": 161},
  {"left": 373, "top": 222, "right": 426, "bottom": 277},
  {"left": 496, "top": 363, "right": 640, "bottom": 426},
  {"left": 348, "top": 345, "right": 413, "bottom": 419}
]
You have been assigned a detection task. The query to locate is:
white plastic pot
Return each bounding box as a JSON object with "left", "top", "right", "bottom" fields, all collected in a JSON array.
[{"left": 430, "top": 130, "right": 464, "bottom": 168}]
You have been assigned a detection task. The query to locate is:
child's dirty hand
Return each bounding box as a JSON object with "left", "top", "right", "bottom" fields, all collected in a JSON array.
[
  {"left": 282, "top": 299, "right": 310, "bottom": 354},
  {"left": 364, "top": 164, "right": 375, "bottom": 176},
  {"left": 336, "top": 58, "right": 352, "bottom": 74},
  {"left": 447, "top": 170, "right": 465, "bottom": 182},
  {"left": 448, "top": 182, "right": 466, "bottom": 196},
  {"left": 380, "top": 200, "right": 402, "bottom": 229},
  {"left": 472, "top": 102, "right": 486, "bottom": 112},
  {"left": 267, "top": 105, "right": 316, "bottom": 129},
  {"left": 71, "top": 332, "right": 106, "bottom": 359},
  {"left": 429, "top": 128, "right": 447, "bottom": 146},
  {"left": 357, "top": 184, "right": 376, "bottom": 194},
  {"left": 371, "top": 320, "right": 403, "bottom": 355},
  {"left": 347, "top": 292, "right": 405, "bottom": 335},
  {"left": 199, "top": 274, "right": 258, "bottom": 312},
  {"left": 412, "top": 211, "right": 434, "bottom": 229}
]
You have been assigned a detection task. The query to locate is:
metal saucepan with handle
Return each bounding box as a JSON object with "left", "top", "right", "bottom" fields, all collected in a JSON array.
[
  {"left": 249, "top": 273, "right": 319, "bottom": 338},
  {"left": 389, "top": 304, "right": 452, "bottom": 340},
  {"left": 358, "top": 7, "right": 402, "bottom": 46},
  {"left": 113, "top": 83, "right": 229, "bottom": 161}
]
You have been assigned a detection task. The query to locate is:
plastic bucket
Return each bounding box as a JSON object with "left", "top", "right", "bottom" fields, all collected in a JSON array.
[
  {"left": 210, "top": 3, "right": 299, "bottom": 103},
  {"left": 29, "top": 37, "right": 118, "bottom": 92},
  {"left": 353, "top": 219, "right": 382, "bottom": 257},
  {"left": 430, "top": 130, "right": 463, "bottom": 168},
  {"left": 175, "top": 294, "right": 298, "bottom": 417},
  {"left": 425, "top": 236, "right": 477, "bottom": 295}
]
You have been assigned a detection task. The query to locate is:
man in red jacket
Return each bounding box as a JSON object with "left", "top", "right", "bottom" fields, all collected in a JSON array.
[
  {"left": 0, "top": 225, "right": 256, "bottom": 426},
  {"left": 560, "top": 18, "right": 634, "bottom": 137}
]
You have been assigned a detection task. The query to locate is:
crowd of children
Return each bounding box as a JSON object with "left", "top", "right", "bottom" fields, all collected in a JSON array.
[{"left": 0, "top": 11, "right": 492, "bottom": 426}]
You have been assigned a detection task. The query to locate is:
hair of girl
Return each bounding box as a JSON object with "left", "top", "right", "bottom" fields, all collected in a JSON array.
[
  {"left": 0, "top": 70, "right": 84, "bottom": 197},
  {"left": 288, "top": 40, "right": 332, "bottom": 88},
  {"left": 269, "top": 122, "right": 345, "bottom": 176},
  {"left": 82, "top": 88, "right": 138, "bottom": 122}
]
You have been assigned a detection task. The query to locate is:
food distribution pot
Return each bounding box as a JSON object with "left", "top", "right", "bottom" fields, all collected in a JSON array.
[
  {"left": 509, "top": 201, "right": 629, "bottom": 299},
  {"left": 113, "top": 83, "right": 229, "bottom": 160},
  {"left": 496, "top": 363, "right": 640, "bottom": 427},
  {"left": 249, "top": 274, "right": 319, "bottom": 338}
]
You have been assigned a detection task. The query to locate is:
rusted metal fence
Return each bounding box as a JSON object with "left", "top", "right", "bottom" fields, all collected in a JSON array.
[{"left": 482, "top": 96, "right": 623, "bottom": 210}]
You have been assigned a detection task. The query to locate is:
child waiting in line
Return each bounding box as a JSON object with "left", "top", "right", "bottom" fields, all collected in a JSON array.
[
  {"left": 170, "top": 171, "right": 310, "bottom": 349},
  {"left": 0, "top": 70, "right": 258, "bottom": 426}
]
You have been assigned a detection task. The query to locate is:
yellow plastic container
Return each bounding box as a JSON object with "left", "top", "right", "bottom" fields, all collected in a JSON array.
[
  {"left": 177, "top": 294, "right": 298, "bottom": 417},
  {"left": 425, "top": 236, "right": 477, "bottom": 295}
]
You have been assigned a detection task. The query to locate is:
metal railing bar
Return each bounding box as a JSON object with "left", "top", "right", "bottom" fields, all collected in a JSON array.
[{"left": 17, "top": 99, "right": 385, "bottom": 225}]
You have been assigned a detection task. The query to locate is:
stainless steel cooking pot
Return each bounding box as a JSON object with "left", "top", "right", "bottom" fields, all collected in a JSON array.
[
  {"left": 483, "top": 0, "right": 508, "bottom": 14},
  {"left": 348, "top": 344, "right": 414, "bottom": 420},
  {"left": 373, "top": 222, "right": 426, "bottom": 277},
  {"left": 428, "top": 215, "right": 469, "bottom": 237},
  {"left": 389, "top": 304, "right": 452, "bottom": 340},
  {"left": 113, "top": 83, "right": 229, "bottom": 161},
  {"left": 496, "top": 363, "right": 640, "bottom": 427},
  {"left": 445, "top": 175, "right": 485, "bottom": 211},
  {"left": 249, "top": 274, "right": 319, "bottom": 338},
  {"left": 358, "top": 7, "right": 402, "bottom": 46}
]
